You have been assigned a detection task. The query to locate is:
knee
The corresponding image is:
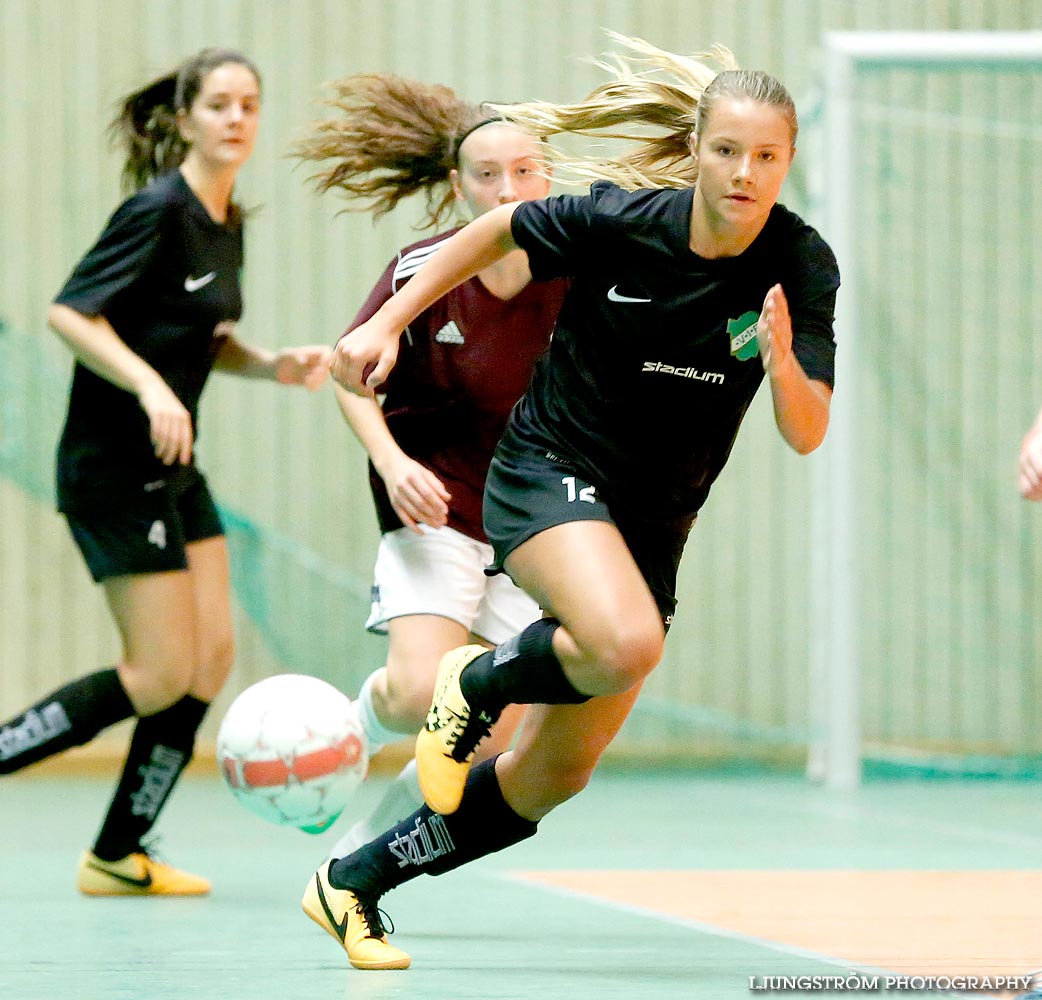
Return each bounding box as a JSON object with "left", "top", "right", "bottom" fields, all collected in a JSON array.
[
  {"left": 507, "top": 760, "right": 595, "bottom": 818},
  {"left": 193, "top": 631, "right": 236, "bottom": 700},
  {"left": 379, "top": 674, "right": 433, "bottom": 731},
  {"left": 203, "top": 631, "right": 236, "bottom": 679},
  {"left": 581, "top": 621, "right": 664, "bottom": 693},
  {"left": 123, "top": 656, "right": 193, "bottom": 712}
]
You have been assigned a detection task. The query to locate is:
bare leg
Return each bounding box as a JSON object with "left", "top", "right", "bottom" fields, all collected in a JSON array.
[
  {"left": 497, "top": 688, "right": 642, "bottom": 821},
  {"left": 89, "top": 537, "right": 234, "bottom": 873},
  {"left": 183, "top": 536, "right": 235, "bottom": 701},
  {"left": 102, "top": 569, "right": 198, "bottom": 715},
  {"left": 505, "top": 521, "right": 664, "bottom": 696},
  {"left": 331, "top": 614, "right": 524, "bottom": 859}
]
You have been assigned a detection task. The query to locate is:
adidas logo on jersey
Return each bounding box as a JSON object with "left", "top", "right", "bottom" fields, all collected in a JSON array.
[{"left": 435, "top": 321, "right": 465, "bottom": 345}]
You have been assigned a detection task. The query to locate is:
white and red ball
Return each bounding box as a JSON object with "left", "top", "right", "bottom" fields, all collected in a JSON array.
[{"left": 217, "top": 674, "right": 368, "bottom": 834}]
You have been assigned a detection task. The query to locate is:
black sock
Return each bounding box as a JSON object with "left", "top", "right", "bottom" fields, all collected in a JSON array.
[
  {"left": 0, "top": 668, "right": 135, "bottom": 775},
  {"left": 329, "top": 757, "right": 537, "bottom": 897},
  {"left": 460, "top": 618, "right": 591, "bottom": 716},
  {"left": 91, "top": 694, "right": 209, "bottom": 862}
]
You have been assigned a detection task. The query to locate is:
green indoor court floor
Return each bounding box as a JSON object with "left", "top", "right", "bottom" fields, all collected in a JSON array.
[{"left": 2, "top": 766, "right": 1040, "bottom": 1000}]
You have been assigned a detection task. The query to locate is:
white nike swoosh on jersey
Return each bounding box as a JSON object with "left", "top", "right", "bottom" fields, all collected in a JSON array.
[
  {"left": 607, "top": 285, "right": 652, "bottom": 303},
  {"left": 184, "top": 272, "right": 217, "bottom": 292}
]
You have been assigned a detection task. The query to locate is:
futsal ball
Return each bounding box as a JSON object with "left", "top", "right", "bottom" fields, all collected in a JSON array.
[{"left": 217, "top": 674, "right": 368, "bottom": 834}]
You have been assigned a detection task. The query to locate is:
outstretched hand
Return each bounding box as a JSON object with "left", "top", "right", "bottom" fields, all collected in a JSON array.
[
  {"left": 1018, "top": 422, "right": 1042, "bottom": 501},
  {"left": 329, "top": 316, "right": 402, "bottom": 397},
  {"left": 757, "top": 283, "right": 793, "bottom": 374},
  {"left": 275, "top": 346, "right": 332, "bottom": 390}
]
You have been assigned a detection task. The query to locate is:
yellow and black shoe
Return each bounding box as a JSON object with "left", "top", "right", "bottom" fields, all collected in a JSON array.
[
  {"left": 301, "top": 863, "right": 410, "bottom": 971},
  {"left": 415, "top": 644, "right": 497, "bottom": 815},
  {"left": 76, "top": 849, "right": 211, "bottom": 896}
]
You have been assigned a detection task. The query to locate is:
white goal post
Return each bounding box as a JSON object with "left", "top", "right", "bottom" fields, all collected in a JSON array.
[{"left": 809, "top": 31, "right": 1042, "bottom": 790}]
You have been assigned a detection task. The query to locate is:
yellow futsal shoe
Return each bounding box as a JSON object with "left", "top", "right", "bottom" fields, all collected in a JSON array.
[
  {"left": 415, "top": 644, "right": 497, "bottom": 815},
  {"left": 301, "top": 863, "right": 411, "bottom": 971},
  {"left": 76, "top": 850, "right": 211, "bottom": 896}
]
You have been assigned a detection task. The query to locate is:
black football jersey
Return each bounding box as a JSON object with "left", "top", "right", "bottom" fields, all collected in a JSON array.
[
  {"left": 509, "top": 180, "right": 839, "bottom": 518},
  {"left": 53, "top": 170, "right": 243, "bottom": 496}
]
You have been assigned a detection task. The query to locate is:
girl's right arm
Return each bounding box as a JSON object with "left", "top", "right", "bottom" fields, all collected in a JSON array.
[
  {"left": 47, "top": 303, "right": 193, "bottom": 466},
  {"left": 329, "top": 202, "right": 521, "bottom": 396},
  {"left": 1018, "top": 403, "right": 1042, "bottom": 501},
  {"left": 333, "top": 383, "right": 450, "bottom": 531}
]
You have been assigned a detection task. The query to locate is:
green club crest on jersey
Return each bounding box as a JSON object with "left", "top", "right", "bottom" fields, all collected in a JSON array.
[{"left": 727, "top": 311, "right": 760, "bottom": 361}]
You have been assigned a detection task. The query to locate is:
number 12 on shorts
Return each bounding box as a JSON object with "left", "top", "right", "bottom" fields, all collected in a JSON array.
[{"left": 562, "top": 476, "right": 596, "bottom": 504}]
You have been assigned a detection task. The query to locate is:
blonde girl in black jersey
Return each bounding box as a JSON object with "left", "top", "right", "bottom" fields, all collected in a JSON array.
[{"left": 305, "top": 34, "right": 838, "bottom": 970}]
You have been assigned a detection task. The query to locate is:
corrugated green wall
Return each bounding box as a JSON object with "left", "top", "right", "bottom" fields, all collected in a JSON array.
[{"left": 1, "top": 0, "right": 1039, "bottom": 758}]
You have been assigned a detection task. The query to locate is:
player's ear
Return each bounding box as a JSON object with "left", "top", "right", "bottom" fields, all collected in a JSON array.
[
  {"left": 176, "top": 107, "right": 194, "bottom": 144},
  {"left": 449, "top": 168, "right": 464, "bottom": 202}
]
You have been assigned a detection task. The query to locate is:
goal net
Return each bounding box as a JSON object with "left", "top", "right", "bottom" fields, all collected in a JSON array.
[{"left": 809, "top": 31, "right": 1042, "bottom": 787}]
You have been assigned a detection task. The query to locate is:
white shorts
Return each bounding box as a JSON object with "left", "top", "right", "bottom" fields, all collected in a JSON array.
[{"left": 365, "top": 524, "right": 541, "bottom": 645}]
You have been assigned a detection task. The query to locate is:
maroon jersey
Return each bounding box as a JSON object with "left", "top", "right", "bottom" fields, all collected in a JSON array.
[{"left": 345, "top": 228, "right": 567, "bottom": 541}]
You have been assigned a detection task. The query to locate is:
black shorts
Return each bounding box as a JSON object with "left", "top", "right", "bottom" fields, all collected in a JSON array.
[
  {"left": 482, "top": 434, "right": 696, "bottom": 627},
  {"left": 61, "top": 465, "right": 224, "bottom": 582}
]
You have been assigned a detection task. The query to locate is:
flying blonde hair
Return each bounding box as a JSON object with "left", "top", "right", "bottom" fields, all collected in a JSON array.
[{"left": 490, "top": 31, "right": 796, "bottom": 190}]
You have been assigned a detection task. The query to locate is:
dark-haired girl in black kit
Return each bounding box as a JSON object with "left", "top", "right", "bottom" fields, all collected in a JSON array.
[{"left": 0, "top": 48, "right": 330, "bottom": 896}]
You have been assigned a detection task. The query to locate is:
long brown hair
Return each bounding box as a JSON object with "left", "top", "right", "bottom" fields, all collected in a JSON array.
[
  {"left": 292, "top": 74, "right": 499, "bottom": 229},
  {"left": 110, "top": 47, "right": 261, "bottom": 194}
]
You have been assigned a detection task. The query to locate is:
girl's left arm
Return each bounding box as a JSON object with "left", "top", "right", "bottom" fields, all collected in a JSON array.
[
  {"left": 213, "top": 323, "right": 330, "bottom": 390},
  {"left": 757, "top": 284, "right": 832, "bottom": 454},
  {"left": 1018, "top": 402, "right": 1042, "bottom": 500}
]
